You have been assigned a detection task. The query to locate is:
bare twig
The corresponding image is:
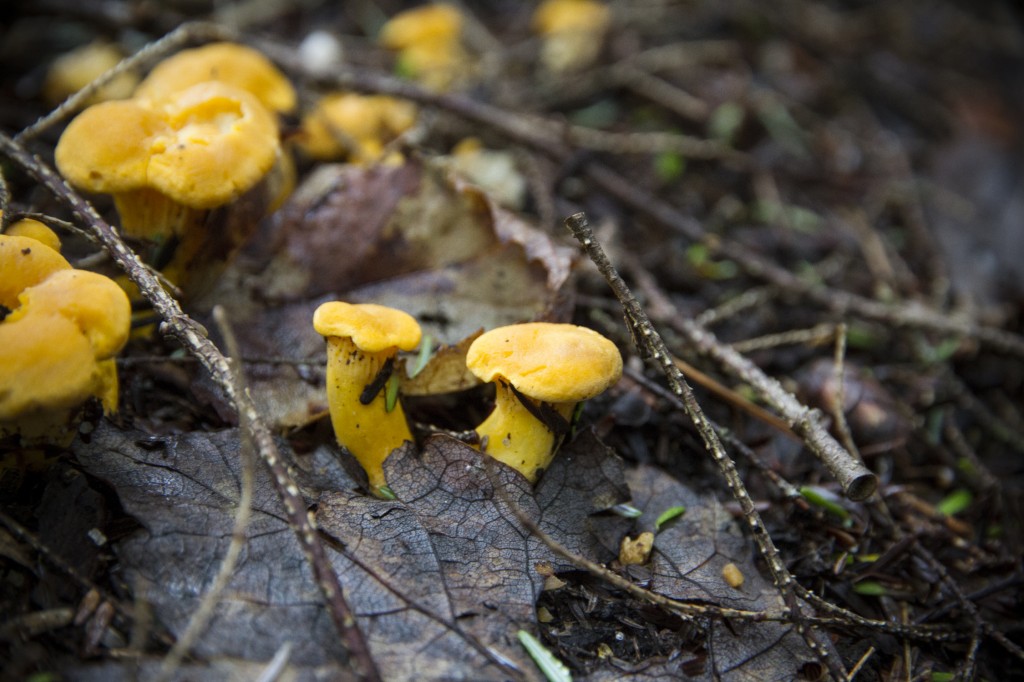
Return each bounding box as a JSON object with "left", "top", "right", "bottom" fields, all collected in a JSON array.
[
  {"left": 626, "top": 255, "right": 878, "bottom": 500},
  {"left": 0, "top": 171, "right": 10, "bottom": 230},
  {"left": 155, "top": 306, "right": 257, "bottom": 682},
  {"left": 483, "top": 458, "right": 785, "bottom": 625},
  {"left": 564, "top": 212, "right": 849, "bottom": 680},
  {"left": 16, "top": 22, "right": 231, "bottom": 142},
  {"left": 828, "top": 323, "right": 862, "bottom": 462},
  {"left": 623, "top": 365, "right": 806, "bottom": 504},
  {"left": 0, "top": 131, "right": 382, "bottom": 682},
  {"left": 0, "top": 510, "right": 174, "bottom": 649}
]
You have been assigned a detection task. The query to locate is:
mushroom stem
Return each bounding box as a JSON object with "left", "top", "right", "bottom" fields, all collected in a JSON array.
[
  {"left": 476, "top": 381, "right": 575, "bottom": 483},
  {"left": 324, "top": 335, "right": 413, "bottom": 495}
]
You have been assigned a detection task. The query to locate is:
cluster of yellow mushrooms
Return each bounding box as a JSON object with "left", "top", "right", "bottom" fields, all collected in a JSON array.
[
  {"left": 314, "top": 302, "right": 621, "bottom": 498},
  {"left": 3, "top": 2, "right": 619, "bottom": 493},
  {"left": 0, "top": 223, "right": 130, "bottom": 446}
]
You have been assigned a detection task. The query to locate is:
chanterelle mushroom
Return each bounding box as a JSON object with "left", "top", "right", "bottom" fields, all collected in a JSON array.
[
  {"left": 55, "top": 80, "right": 287, "bottom": 294},
  {"left": 133, "top": 42, "right": 296, "bottom": 114},
  {"left": 379, "top": 3, "right": 467, "bottom": 91},
  {"left": 313, "top": 302, "right": 422, "bottom": 498},
  {"left": 466, "top": 322, "right": 622, "bottom": 483},
  {"left": 0, "top": 235, "right": 130, "bottom": 446}
]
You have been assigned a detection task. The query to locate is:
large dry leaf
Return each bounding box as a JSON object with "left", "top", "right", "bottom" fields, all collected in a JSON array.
[
  {"left": 71, "top": 424, "right": 629, "bottom": 680},
  {"left": 197, "top": 157, "right": 576, "bottom": 428}
]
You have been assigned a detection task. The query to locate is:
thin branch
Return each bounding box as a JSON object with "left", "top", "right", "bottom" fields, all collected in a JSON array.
[
  {"left": 0, "top": 131, "right": 382, "bottom": 682},
  {"left": 564, "top": 212, "right": 849, "bottom": 681},
  {"left": 155, "top": 306, "right": 256, "bottom": 682},
  {"left": 15, "top": 22, "right": 231, "bottom": 142},
  {"left": 626, "top": 255, "right": 877, "bottom": 500}
]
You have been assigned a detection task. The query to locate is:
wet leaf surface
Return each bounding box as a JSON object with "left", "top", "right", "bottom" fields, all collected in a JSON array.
[{"left": 73, "top": 424, "right": 629, "bottom": 679}]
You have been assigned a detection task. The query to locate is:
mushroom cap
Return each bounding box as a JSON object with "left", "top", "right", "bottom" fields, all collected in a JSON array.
[
  {"left": 313, "top": 301, "right": 421, "bottom": 353},
  {"left": 0, "top": 235, "right": 71, "bottom": 309},
  {"left": 56, "top": 81, "right": 280, "bottom": 209},
  {"left": 149, "top": 82, "right": 280, "bottom": 207},
  {"left": 379, "top": 4, "right": 463, "bottom": 49},
  {"left": 6, "top": 219, "right": 62, "bottom": 252},
  {"left": 43, "top": 41, "right": 139, "bottom": 105},
  {"left": 0, "top": 312, "right": 100, "bottom": 421},
  {"left": 532, "top": 0, "right": 611, "bottom": 34},
  {"left": 54, "top": 98, "right": 164, "bottom": 195},
  {"left": 298, "top": 93, "right": 417, "bottom": 161},
  {"left": 467, "top": 322, "right": 622, "bottom": 403},
  {"left": 134, "top": 42, "right": 296, "bottom": 114},
  {"left": 6, "top": 270, "right": 131, "bottom": 359}
]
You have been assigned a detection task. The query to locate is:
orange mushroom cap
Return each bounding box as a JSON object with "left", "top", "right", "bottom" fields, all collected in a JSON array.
[
  {"left": 313, "top": 302, "right": 422, "bottom": 353},
  {"left": 379, "top": 4, "right": 463, "bottom": 49},
  {"left": 0, "top": 235, "right": 131, "bottom": 445},
  {"left": 465, "top": 322, "right": 622, "bottom": 482},
  {"left": 467, "top": 322, "right": 622, "bottom": 404},
  {"left": 134, "top": 42, "right": 296, "bottom": 114},
  {"left": 0, "top": 234, "right": 71, "bottom": 310},
  {"left": 5, "top": 219, "right": 62, "bottom": 253},
  {"left": 43, "top": 41, "right": 139, "bottom": 105},
  {"left": 55, "top": 81, "right": 280, "bottom": 210}
]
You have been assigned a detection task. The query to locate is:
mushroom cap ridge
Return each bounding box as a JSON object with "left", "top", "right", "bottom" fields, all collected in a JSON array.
[
  {"left": 467, "top": 322, "right": 622, "bottom": 403},
  {"left": 134, "top": 42, "right": 296, "bottom": 114},
  {"left": 313, "top": 301, "right": 421, "bottom": 353},
  {"left": 0, "top": 235, "right": 72, "bottom": 309},
  {"left": 55, "top": 81, "right": 279, "bottom": 209}
]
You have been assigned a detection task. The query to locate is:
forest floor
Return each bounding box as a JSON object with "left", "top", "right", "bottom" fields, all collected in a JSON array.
[{"left": 1, "top": 1, "right": 1023, "bottom": 680}]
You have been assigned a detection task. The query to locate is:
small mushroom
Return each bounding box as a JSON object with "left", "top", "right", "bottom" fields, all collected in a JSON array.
[
  {"left": 379, "top": 3, "right": 468, "bottom": 91},
  {"left": 0, "top": 235, "right": 130, "bottom": 446},
  {"left": 134, "top": 42, "right": 296, "bottom": 114},
  {"left": 466, "top": 322, "right": 622, "bottom": 483},
  {"left": 532, "top": 0, "right": 610, "bottom": 73},
  {"left": 297, "top": 93, "right": 417, "bottom": 164},
  {"left": 313, "top": 302, "right": 422, "bottom": 497},
  {"left": 0, "top": 234, "right": 71, "bottom": 310},
  {"left": 4, "top": 218, "right": 62, "bottom": 252},
  {"left": 43, "top": 41, "right": 139, "bottom": 105},
  {"left": 55, "top": 81, "right": 288, "bottom": 295}
]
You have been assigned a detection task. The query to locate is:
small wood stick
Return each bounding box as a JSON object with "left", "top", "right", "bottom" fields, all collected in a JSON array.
[
  {"left": 0, "top": 131, "right": 382, "bottom": 682},
  {"left": 565, "top": 211, "right": 848, "bottom": 681}
]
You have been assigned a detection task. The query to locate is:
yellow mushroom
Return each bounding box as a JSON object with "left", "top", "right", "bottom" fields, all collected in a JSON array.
[
  {"left": 5, "top": 218, "right": 62, "bottom": 252},
  {"left": 379, "top": 3, "right": 467, "bottom": 91},
  {"left": 532, "top": 0, "right": 610, "bottom": 73},
  {"left": 313, "top": 302, "right": 422, "bottom": 497},
  {"left": 466, "top": 322, "right": 622, "bottom": 483},
  {"left": 297, "top": 93, "right": 417, "bottom": 164},
  {"left": 134, "top": 42, "right": 296, "bottom": 114},
  {"left": 43, "top": 41, "right": 139, "bottom": 105},
  {"left": 0, "top": 235, "right": 130, "bottom": 446},
  {"left": 55, "top": 81, "right": 287, "bottom": 295},
  {"left": 0, "top": 234, "right": 71, "bottom": 309}
]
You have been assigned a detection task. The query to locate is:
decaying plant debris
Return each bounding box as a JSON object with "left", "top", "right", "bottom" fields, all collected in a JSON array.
[{"left": 1, "top": 2, "right": 1022, "bottom": 680}]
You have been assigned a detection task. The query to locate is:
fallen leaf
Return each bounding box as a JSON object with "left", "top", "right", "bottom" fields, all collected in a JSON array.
[
  {"left": 199, "top": 157, "right": 576, "bottom": 428},
  {"left": 72, "top": 424, "right": 629, "bottom": 679},
  {"left": 599, "top": 464, "right": 833, "bottom": 680}
]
